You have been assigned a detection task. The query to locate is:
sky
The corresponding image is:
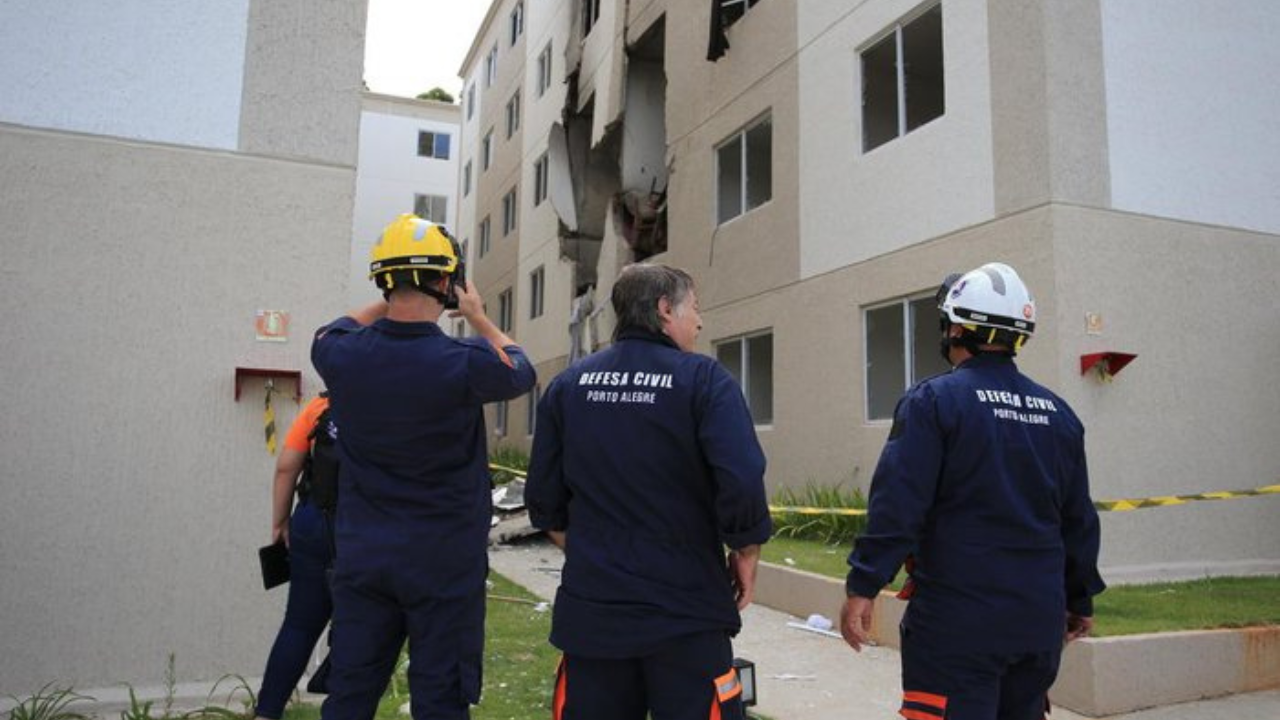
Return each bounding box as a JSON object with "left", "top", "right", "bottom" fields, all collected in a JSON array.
[{"left": 363, "top": 0, "right": 492, "bottom": 100}]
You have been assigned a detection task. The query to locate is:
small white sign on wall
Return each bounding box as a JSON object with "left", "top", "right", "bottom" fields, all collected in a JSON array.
[{"left": 256, "top": 310, "right": 290, "bottom": 342}]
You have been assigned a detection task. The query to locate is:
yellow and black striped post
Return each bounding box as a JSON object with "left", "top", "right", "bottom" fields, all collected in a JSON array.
[{"left": 264, "top": 381, "right": 278, "bottom": 455}]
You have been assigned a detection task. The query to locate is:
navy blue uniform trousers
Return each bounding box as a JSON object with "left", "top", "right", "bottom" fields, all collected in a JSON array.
[
  {"left": 553, "top": 631, "right": 743, "bottom": 720},
  {"left": 900, "top": 627, "right": 1059, "bottom": 720},
  {"left": 321, "top": 551, "right": 485, "bottom": 720},
  {"left": 256, "top": 501, "right": 333, "bottom": 719}
]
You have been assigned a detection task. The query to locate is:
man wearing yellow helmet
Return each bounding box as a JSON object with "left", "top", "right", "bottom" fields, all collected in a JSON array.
[{"left": 312, "top": 214, "right": 537, "bottom": 720}]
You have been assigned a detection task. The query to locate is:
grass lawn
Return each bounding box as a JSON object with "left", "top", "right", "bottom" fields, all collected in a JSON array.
[{"left": 760, "top": 536, "right": 1280, "bottom": 637}]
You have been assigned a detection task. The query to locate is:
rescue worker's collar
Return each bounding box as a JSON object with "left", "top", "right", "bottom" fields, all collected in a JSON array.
[
  {"left": 372, "top": 318, "right": 443, "bottom": 336},
  {"left": 957, "top": 352, "right": 1017, "bottom": 370},
  {"left": 616, "top": 327, "right": 680, "bottom": 350}
]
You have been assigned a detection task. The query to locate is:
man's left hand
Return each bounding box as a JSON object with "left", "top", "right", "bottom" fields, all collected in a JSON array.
[{"left": 728, "top": 545, "right": 761, "bottom": 610}]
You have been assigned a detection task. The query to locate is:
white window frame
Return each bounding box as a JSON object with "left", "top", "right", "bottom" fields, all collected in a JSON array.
[
  {"left": 526, "top": 383, "right": 541, "bottom": 437},
  {"left": 494, "top": 400, "right": 508, "bottom": 437},
  {"left": 863, "top": 292, "right": 950, "bottom": 421},
  {"left": 478, "top": 216, "right": 491, "bottom": 257},
  {"left": 505, "top": 90, "right": 521, "bottom": 139},
  {"left": 463, "top": 160, "right": 472, "bottom": 197},
  {"left": 417, "top": 130, "right": 450, "bottom": 160},
  {"left": 466, "top": 83, "right": 476, "bottom": 120},
  {"left": 485, "top": 44, "right": 499, "bottom": 87},
  {"left": 529, "top": 265, "right": 545, "bottom": 319},
  {"left": 533, "top": 152, "right": 549, "bottom": 206},
  {"left": 413, "top": 194, "right": 448, "bottom": 223},
  {"left": 860, "top": 3, "right": 945, "bottom": 152},
  {"left": 536, "top": 42, "right": 553, "bottom": 98},
  {"left": 498, "top": 287, "right": 514, "bottom": 332},
  {"left": 502, "top": 187, "right": 518, "bottom": 236},
  {"left": 714, "top": 330, "right": 774, "bottom": 426},
  {"left": 715, "top": 113, "right": 773, "bottom": 225},
  {"left": 510, "top": 2, "right": 524, "bottom": 45},
  {"left": 583, "top": 0, "right": 602, "bottom": 35},
  {"left": 482, "top": 129, "right": 494, "bottom": 171}
]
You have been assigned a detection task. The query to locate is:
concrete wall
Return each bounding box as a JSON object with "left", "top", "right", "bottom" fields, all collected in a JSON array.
[
  {"left": 349, "top": 95, "right": 461, "bottom": 307},
  {"left": 1101, "top": 0, "right": 1280, "bottom": 235},
  {"left": 1049, "top": 206, "right": 1280, "bottom": 579},
  {"left": 238, "top": 0, "right": 366, "bottom": 165},
  {"left": 517, "top": 0, "right": 577, "bottom": 371},
  {"left": 798, "top": 0, "right": 998, "bottom": 276},
  {"left": 454, "top": 0, "right": 1280, "bottom": 580},
  {"left": 0, "top": 0, "right": 365, "bottom": 696},
  {"left": 0, "top": 125, "right": 354, "bottom": 694},
  {"left": 0, "top": 0, "right": 250, "bottom": 150},
  {"left": 664, "top": 0, "right": 801, "bottom": 307}
]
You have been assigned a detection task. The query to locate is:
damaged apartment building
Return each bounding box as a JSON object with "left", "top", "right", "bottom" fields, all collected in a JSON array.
[{"left": 458, "top": 0, "right": 1280, "bottom": 584}]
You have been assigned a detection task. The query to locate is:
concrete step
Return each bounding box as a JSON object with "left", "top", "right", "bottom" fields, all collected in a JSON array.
[{"left": 754, "top": 561, "right": 1280, "bottom": 716}]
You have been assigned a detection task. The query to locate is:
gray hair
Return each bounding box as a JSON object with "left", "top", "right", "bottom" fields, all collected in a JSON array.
[{"left": 611, "top": 263, "right": 696, "bottom": 339}]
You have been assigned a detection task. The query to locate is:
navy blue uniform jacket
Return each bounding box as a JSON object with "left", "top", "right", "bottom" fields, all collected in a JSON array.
[
  {"left": 527, "top": 329, "right": 772, "bottom": 658},
  {"left": 312, "top": 317, "right": 536, "bottom": 591},
  {"left": 846, "top": 354, "right": 1105, "bottom": 653}
]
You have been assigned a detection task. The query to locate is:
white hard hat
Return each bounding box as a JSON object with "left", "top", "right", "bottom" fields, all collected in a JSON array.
[{"left": 939, "top": 262, "right": 1036, "bottom": 338}]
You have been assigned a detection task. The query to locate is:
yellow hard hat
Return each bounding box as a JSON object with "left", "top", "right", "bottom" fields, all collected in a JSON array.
[{"left": 368, "top": 214, "right": 460, "bottom": 293}]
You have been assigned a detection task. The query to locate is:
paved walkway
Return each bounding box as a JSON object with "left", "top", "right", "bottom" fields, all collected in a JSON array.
[{"left": 489, "top": 539, "right": 1280, "bottom": 720}]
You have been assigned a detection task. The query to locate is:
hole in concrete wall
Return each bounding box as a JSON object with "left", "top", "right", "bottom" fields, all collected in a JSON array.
[{"left": 614, "top": 17, "right": 668, "bottom": 262}]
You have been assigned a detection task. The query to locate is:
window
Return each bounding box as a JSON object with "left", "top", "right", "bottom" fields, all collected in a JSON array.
[
  {"left": 498, "top": 287, "right": 514, "bottom": 332},
  {"left": 529, "top": 265, "right": 545, "bottom": 319},
  {"left": 864, "top": 294, "right": 950, "bottom": 420},
  {"left": 526, "top": 383, "right": 541, "bottom": 436},
  {"left": 510, "top": 2, "right": 524, "bottom": 45},
  {"left": 505, "top": 90, "right": 521, "bottom": 139},
  {"left": 502, "top": 187, "right": 518, "bottom": 235},
  {"left": 533, "top": 153, "right": 549, "bottom": 206},
  {"left": 482, "top": 129, "right": 494, "bottom": 170},
  {"left": 715, "top": 332, "right": 774, "bottom": 425},
  {"left": 485, "top": 44, "right": 499, "bottom": 87},
  {"left": 460, "top": 238, "right": 469, "bottom": 263},
  {"left": 862, "top": 4, "right": 944, "bottom": 152},
  {"left": 478, "top": 216, "right": 491, "bottom": 257},
  {"left": 494, "top": 400, "right": 508, "bottom": 436},
  {"left": 583, "top": 0, "right": 602, "bottom": 35},
  {"left": 413, "top": 194, "right": 448, "bottom": 223},
  {"left": 716, "top": 115, "right": 772, "bottom": 224},
  {"left": 417, "top": 131, "right": 451, "bottom": 160},
  {"left": 719, "top": 0, "right": 764, "bottom": 28},
  {"left": 536, "top": 42, "right": 553, "bottom": 97},
  {"left": 463, "top": 160, "right": 472, "bottom": 197},
  {"left": 466, "top": 83, "right": 476, "bottom": 120}
]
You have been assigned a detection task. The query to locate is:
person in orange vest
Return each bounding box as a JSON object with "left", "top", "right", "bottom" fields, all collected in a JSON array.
[{"left": 254, "top": 393, "right": 336, "bottom": 720}]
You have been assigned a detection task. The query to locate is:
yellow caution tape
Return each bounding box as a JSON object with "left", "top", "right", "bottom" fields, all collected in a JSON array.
[
  {"left": 766, "top": 484, "right": 1280, "bottom": 516},
  {"left": 769, "top": 505, "right": 867, "bottom": 517},
  {"left": 1092, "top": 484, "right": 1280, "bottom": 512},
  {"left": 489, "top": 459, "right": 1276, "bottom": 517}
]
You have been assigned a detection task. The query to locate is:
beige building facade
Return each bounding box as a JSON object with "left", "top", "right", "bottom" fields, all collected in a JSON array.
[
  {"left": 0, "top": 0, "right": 367, "bottom": 697},
  {"left": 463, "top": 0, "right": 1279, "bottom": 582}
]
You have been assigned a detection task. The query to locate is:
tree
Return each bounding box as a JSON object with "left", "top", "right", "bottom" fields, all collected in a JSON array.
[{"left": 417, "top": 87, "right": 455, "bottom": 103}]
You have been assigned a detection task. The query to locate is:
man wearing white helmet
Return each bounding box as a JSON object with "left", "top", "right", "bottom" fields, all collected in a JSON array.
[{"left": 840, "top": 263, "right": 1105, "bottom": 720}]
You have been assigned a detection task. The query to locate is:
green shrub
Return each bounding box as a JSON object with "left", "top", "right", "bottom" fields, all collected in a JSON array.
[
  {"left": 770, "top": 482, "right": 868, "bottom": 545},
  {"left": 5, "top": 684, "right": 94, "bottom": 720},
  {"left": 489, "top": 446, "right": 530, "bottom": 484}
]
